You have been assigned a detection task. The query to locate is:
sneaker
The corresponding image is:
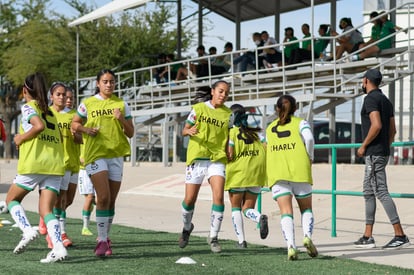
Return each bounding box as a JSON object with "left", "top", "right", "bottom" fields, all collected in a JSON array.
[
  {"left": 354, "top": 236, "right": 376, "bottom": 248},
  {"left": 94, "top": 240, "right": 109, "bottom": 257},
  {"left": 287, "top": 246, "right": 298, "bottom": 261},
  {"left": 303, "top": 236, "right": 318, "bottom": 257},
  {"left": 236, "top": 241, "right": 247, "bottom": 249},
  {"left": 259, "top": 215, "right": 269, "bottom": 239},
  {"left": 178, "top": 223, "right": 194, "bottom": 248},
  {"left": 105, "top": 245, "right": 112, "bottom": 256},
  {"left": 209, "top": 237, "right": 222, "bottom": 253},
  {"left": 82, "top": 227, "right": 93, "bottom": 236},
  {"left": 382, "top": 235, "right": 410, "bottom": 250},
  {"left": 61, "top": 233, "right": 73, "bottom": 247},
  {"left": 38, "top": 217, "right": 47, "bottom": 235},
  {"left": 40, "top": 247, "right": 67, "bottom": 263},
  {"left": 14, "top": 229, "right": 39, "bottom": 254},
  {"left": 46, "top": 234, "right": 53, "bottom": 249}
]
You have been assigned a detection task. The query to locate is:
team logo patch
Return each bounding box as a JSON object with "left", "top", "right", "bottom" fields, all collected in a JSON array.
[{"left": 90, "top": 162, "right": 99, "bottom": 171}]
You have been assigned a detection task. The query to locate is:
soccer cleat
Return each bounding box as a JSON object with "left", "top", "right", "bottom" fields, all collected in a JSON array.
[
  {"left": 209, "top": 237, "right": 222, "bottom": 253},
  {"left": 14, "top": 229, "right": 39, "bottom": 254},
  {"left": 46, "top": 234, "right": 53, "bottom": 249},
  {"left": 105, "top": 245, "right": 112, "bottom": 256},
  {"left": 236, "top": 241, "right": 247, "bottom": 249},
  {"left": 354, "top": 236, "right": 376, "bottom": 248},
  {"left": 178, "top": 223, "right": 194, "bottom": 248},
  {"left": 82, "top": 227, "right": 93, "bottom": 236},
  {"left": 38, "top": 217, "right": 47, "bottom": 235},
  {"left": 287, "top": 246, "right": 298, "bottom": 261},
  {"left": 303, "top": 236, "right": 318, "bottom": 257},
  {"left": 40, "top": 247, "right": 68, "bottom": 263},
  {"left": 382, "top": 235, "right": 410, "bottom": 250},
  {"left": 94, "top": 240, "right": 110, "bottom": 257},
  {"left": 61, "top": 233, "right": 73, "bottom": 247},
  {"left": 259, "top": 214, "right": 269, "bottom": 239}
]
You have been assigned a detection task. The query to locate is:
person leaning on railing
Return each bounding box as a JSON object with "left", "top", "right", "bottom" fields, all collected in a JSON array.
[{"left": 351, "top": 11, "right": 405, "bottom": 61}]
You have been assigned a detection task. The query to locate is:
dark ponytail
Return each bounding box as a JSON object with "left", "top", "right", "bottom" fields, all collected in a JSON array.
[
  {"left": 24, "top": 72, "right": 50, "bottom": 115},
  {"left": 230, "top": 104, "right": 260, "bottom": 143},
  {"left": 276, "top": 95, "right": 296, "bottom": 126}
]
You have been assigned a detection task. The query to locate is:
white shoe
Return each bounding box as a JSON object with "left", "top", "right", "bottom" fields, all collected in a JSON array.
[
  {"left": 14, "top": 229, "right": 39, "bottom": 254},
  {"left": 40, "top": 247, "right": 68, "bottom": 263}
]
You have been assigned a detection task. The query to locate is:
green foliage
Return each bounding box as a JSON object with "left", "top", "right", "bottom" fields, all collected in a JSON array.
[
  {"left": 1, "top": 1, "right": 193, "bottom": 84},
  {"left": 0, "top": 211, "right": 412, "bottom": 274},
  {"left": 76, "top": 4, "right": 192, "bottom": 78}
]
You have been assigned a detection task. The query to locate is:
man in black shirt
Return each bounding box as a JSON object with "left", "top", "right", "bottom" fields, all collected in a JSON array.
[{"left": 354, "top": 69, "right": 410, "bottom": 250}]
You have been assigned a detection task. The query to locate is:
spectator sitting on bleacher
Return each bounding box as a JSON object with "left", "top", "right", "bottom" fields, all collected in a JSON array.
[
  {"left": 281, "top": 27, "right": 299, "bottom": 64},
  {"left": 287, "top": 23, "right": 311, "bottom": 65},
  {"left": 288, "top": 24, "right": 330, "bottom": 65},
  {"left": 261, "top": 30, "right": 282, "bottom": 70},
  {"left": 175, "top": 45, "right": 207, "bottom": 81},
  {"left": 358, "top": 11, "right": 382, "bottom": 49},
  {"left": 208, "top": 46, "right": 218, "bottom": 66},
  {"left": 351, "top": 11, "right": 405, "bottom": 61},
  {"left": 158, "top": 54, "right": 183, "bottom": 82},
  {"left": 233, "top": 32, "right": 264, "bottom": 72},
  {"left": 329, "top": 17, "right": 364, "bottom": 61},
  {"left": 210, "top": 42, "right": 233, "bottom": 75},
  {"left": 153, "top": 53, "right": 167, "bottom": 84}
]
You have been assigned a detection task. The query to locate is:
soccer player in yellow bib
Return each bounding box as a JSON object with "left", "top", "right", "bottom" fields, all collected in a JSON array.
[
  {"left": 5, "top": 72, "right": 67, "bottom": 263},
  {"left": 71, "top": 69, "right": 134, "bottom": 257},
  {"left": 65, "top": 87, "right": 95, "bottom": 236},
  {"left": 48, "top": 82, "right": 81, "bottom": 248},
  {"left": 266, "top": 94, "right": 318, "bottom": 260},
  {"left": 225, "top": 104, "right": 268, "bottom": 249},
  {"left": 179, "top": 81, "right": 232, "bottom": 253}
]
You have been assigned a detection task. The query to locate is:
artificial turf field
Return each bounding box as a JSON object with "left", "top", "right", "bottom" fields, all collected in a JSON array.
[{"left": 0, "top": 212, "right": 412, "bottom": 274}]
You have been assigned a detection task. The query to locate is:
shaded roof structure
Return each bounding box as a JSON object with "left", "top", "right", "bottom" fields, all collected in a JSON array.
[
  {"left": 68, "top": 0, "right": 152, "bottom": 27},
  {"left": 190, "top": 0, "right": 338, "bottom": 22}
]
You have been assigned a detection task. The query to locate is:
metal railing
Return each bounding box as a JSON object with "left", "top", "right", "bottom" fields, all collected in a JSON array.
[
  {"left": 75, "top": 2, "right": 414, "bottom": 115},
  {"left": 257, "top": 141, "right": 414, "bottom": 236}
]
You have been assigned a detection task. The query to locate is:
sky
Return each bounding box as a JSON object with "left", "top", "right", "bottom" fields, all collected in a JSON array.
[{"left": 51, "top": 0, "right": 366, "bottom": 57}]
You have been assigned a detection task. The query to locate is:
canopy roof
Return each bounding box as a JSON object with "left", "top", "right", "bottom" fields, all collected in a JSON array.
[
  {"left": 191, "top": 0, "right": 338, "bottom": 22},
  {"left": 69, "top": 0, "right": 338, "bottom": 27},
  {"left": 68, "top": 0, "right": 152, "bottom": 27}
]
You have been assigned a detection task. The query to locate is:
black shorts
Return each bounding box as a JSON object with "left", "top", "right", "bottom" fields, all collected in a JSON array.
[{"left": 351, "top": 42, "right": 363, "bottom": 53}]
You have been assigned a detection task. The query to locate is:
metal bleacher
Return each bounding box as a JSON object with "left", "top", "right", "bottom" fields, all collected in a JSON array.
[{"left": 76, "top": 4, "right": 414, "bottom": 166}]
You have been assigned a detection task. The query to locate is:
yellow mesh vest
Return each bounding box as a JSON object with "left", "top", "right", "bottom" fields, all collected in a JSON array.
[
  {"left": 186, "top": 102, "right": 231, "bottom": 165},
  {"left": 225, "top": 126, "right": 267, "bottom": 190},
  {"left": 266, "top": 116, "right": 312, "bottom": 187},
  {"left": 51, "top": 108, "right": 80, "bottom": 173},
  {"left": 18, "top": 101, "right": 65, "bottom": 175},
  {"left": 82, "top": 95, "right": 131, "bottom": 165}
]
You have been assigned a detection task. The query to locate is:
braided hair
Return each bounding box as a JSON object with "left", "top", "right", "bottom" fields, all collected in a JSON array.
[{"left": 230, "top": 104, "right": 260, "bottom": 144}]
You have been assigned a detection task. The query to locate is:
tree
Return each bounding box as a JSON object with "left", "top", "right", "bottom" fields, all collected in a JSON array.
[{"left": 0, "top": 0, "right": 193, "bottom": 158}]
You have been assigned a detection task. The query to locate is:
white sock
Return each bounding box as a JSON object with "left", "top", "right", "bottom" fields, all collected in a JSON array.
[
  {"left": 232, "top": 208, "right": 245, "bottom": 243},
  {"left": 83, "top": 215, "right": 90, "bottom": 228},
  {"left": 82, "top": 209, "right": 91, "bottom": 228},
  {"left": 96, "top": 216, "right": 108, "bottom": 242},
  {"left": 302, "top": 209, "right": 314, "bottom": 238},
  {"left": 210, "top": 210, "right": 224, "bottom": 239},
  {"left": 107, "top": 215, "right": 114, "bottom": 237},
  {"left": 281, "top": 214, "right": 295, "bottom": 249},
  {"left": 59, "top": 217, "right": 66, "bottom": 234},
  {"left": 244, "top": 208, "right": 261, "bottom": 223},
  {"left": 45, "top": 214, "right": 65, "bottom": 249},
  {"left": 9, "top": 202, "right": 33, "bottom": 234},
  {"left": 181, "top": 203, "right": 194, "bottom": 231}
]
